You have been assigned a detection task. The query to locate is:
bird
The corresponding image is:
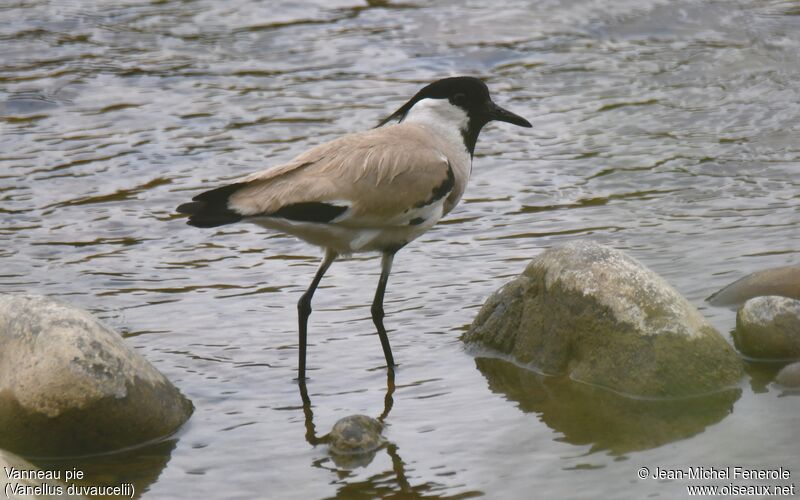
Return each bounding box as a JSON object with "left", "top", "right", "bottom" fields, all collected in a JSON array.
[{"left": 177, "top": 76, "right": 531, "bottom": 381}]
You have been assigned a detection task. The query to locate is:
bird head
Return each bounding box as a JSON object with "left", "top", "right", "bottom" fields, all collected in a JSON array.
[{"left": 378, "top": 76, "right": 531, "bottom": 155}]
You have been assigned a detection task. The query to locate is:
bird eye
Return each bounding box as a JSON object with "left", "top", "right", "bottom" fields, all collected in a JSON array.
[{"left": 451, "top": 93, "right": 467, "bottom": 106}]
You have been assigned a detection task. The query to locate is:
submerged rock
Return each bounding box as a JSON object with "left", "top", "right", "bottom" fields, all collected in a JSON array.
[
  {"left": 707, "top": 266, "right": 800, "bottom": 308},
  {"left": 464, "top": 241, "right": 742, "bottom": 398},
  {"left": 0, "top": 294, "right": 193, "bottom": 456},
  {"left": 775, "top": 362, "right": 800, "bottom": 388},
  {"left": 734, "top": 296, "right": 800, "bottom": 360},
  {"left": 0, "top": 448, "right": 87, "bottom": 499}
]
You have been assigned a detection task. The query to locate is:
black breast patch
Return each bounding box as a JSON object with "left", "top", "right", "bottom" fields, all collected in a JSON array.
[{"left": 414, "top": 162, "right": 455, "bottom": 209}]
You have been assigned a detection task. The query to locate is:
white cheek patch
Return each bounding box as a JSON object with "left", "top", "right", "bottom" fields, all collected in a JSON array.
[
  {"left": 402, "top": 98, "right": 469, "bottom": 154},
  {"left": 403, "top": 98, "right": 469, "bottom": 133}
]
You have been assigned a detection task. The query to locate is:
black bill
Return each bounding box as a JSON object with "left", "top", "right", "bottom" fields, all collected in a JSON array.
[{"left": 488, "top": 101, "right": 532, "bottom": 127}]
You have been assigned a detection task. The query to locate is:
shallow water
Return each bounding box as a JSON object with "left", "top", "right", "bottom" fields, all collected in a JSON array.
[{"left": 1, "top": 0, "right": 799, "bottom": 498}]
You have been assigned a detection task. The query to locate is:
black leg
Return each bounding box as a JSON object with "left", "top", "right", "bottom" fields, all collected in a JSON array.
[
  {"left": 371, "top": 251, "right": 396, "bottom": 370},
  {"left": 297, "top": 249, "right": 336, "bottom": 381}
]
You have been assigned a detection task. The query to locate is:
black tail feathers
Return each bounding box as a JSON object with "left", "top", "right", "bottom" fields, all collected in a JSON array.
[{"left": 176, "top": 182, "right": 246, "bottom": 228}]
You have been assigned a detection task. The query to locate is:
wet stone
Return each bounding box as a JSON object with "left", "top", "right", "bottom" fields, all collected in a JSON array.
[
  {"left": 464, "top": 241, "right": 743, "bottom": 398},
  {"left": 707, "top": 266, "right": 800, "bottom": 308},
  {"left": 734, "top": 296, "right": 800, "bottom": 360},
  {"left": 775, "top": 362, "right": 800, "bottom": 388},
  {"left": 0, "top": 294, "right": 193, "bottom": 456},
  {"left": 328, "top": 415, "right": 384, "bottom": 456}
]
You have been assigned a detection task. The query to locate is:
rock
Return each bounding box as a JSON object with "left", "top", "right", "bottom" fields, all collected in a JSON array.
[
  {"left": 0, "top": 294, "right": 193, "bottom": 456},
  {"left": 733, "top": 296, "right": 800, "bottom": 360},
  {"left": 775, "top": 362, "right": 800, "bottom": 388},
  {"left": 328, "top": 415, "right": 384, "bottom": 456},
  {"left": 0, "top": 448, "right": 87, "bottom": 499},
  {"left": 327, "top": 414, "right": 385, "bottom": 469},
  {"left": 707, "top": 266, "right": 800, "bottom": 308},
  {"left": 463, "top": 241, "right": 743, "bottom": 398}
]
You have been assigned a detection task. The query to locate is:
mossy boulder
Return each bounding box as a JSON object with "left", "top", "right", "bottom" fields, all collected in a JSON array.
[
  {"left": 463, "top": 241, "right": 743, "bottom": 398},
  {"left": 734, "top": 296, "right": 800, "bottom": 360},
  {"left": 0, "top": 294, "right": 193, "bottom": 456}
]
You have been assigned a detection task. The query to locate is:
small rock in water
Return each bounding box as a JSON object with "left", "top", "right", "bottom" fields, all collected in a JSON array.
[
  {"left": 0, "top": 294, "right": 193, "bottom": 456},
  {"left": 775, "top": 362, "right": 800, "bottom": 388},
  {"left": 733, "top": 296, "right": 800, "bottom": 360},
  {"left": 707, "top": 266, "right": 800, "bottom": 308},
  {"left": 326, "top": 414, "right": 385, "bottom": 469},
  {"left": 328, "top": 415, "right": 384, "bottom": 456},
  {"left": 464, "top": 241, "right": 743, "bottom": 398}
]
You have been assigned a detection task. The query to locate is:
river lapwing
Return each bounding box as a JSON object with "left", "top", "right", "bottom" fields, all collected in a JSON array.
[{"left": 177, "top": 76, "right": 531, "bottom": 380}]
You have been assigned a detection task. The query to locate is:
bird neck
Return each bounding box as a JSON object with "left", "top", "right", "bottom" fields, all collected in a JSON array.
[{"left": 402, "top": 98, "right": 478, "bottom": 156}]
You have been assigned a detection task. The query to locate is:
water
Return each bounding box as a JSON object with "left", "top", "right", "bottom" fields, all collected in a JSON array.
[{"left": 1, "top": 0, "right": 798, "bottom": 498}]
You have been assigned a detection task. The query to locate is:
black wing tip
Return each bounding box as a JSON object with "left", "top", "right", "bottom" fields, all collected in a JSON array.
[
  {"left": 176, "top": 182, "right": 247, "bottom": 228},
  {"left": 178, "top": 183, "right": 350, "bottom": 227},
  {"left": 177, "top": 201, "right": 203, "bottom": 215},
  {"left": 185, "top": 214, "right": 243, "bottom": 228},
  {"left": 193, "top": 182, "right": 248, "bottom": 202}
]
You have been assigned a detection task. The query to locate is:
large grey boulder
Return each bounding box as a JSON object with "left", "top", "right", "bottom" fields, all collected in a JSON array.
[
  {"left": 734, "top": 296, "right": 800, "bottom": 360},
  {"left": 707, "top": 266, "right": 800, "bottom": 307},
  {"left": 464, "top": 241, "right": 743, "bottom": 398},
  {"left": 0, "top": 294, "right": 193, "bottom": 456}
]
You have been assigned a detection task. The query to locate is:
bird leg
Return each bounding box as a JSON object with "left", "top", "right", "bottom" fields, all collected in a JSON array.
[
  {"left": 372, "top": 251, "right": 397, "bottom": 370},
  {"left": 297, "top": 249, "right": 337, "bottom": 381}
]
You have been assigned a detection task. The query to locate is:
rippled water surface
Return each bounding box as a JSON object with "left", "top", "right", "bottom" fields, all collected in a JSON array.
[{"left": 2, "top": 0, "right": 799, "bottom": 498}]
